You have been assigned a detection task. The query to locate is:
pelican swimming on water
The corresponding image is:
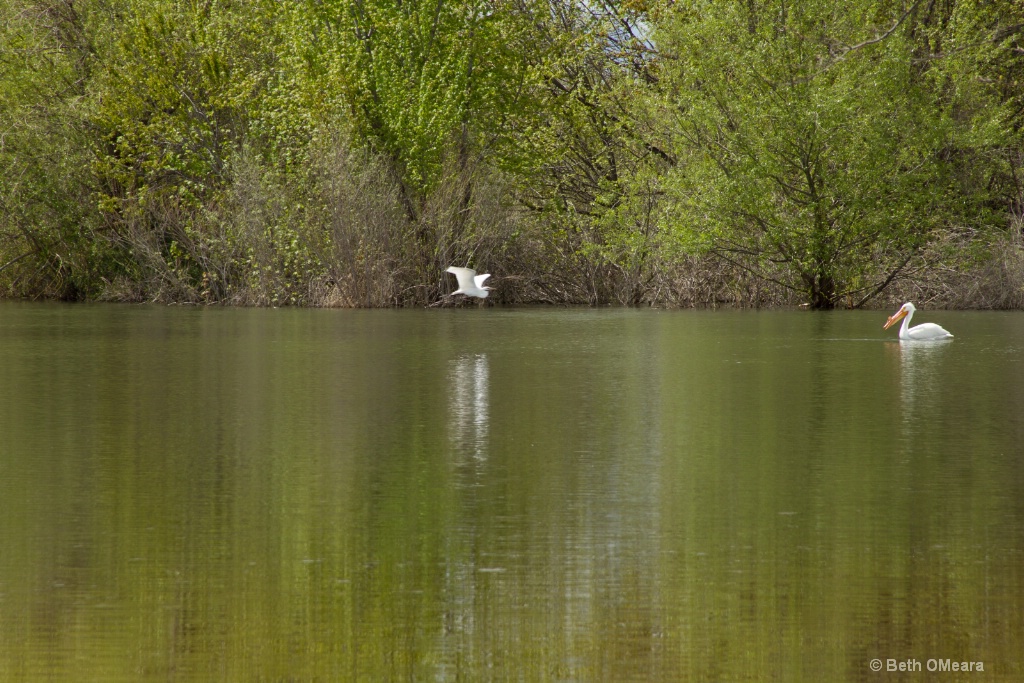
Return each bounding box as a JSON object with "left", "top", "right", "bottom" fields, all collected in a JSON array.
[
  {"left": 883, "top": 302, "right": 953, "bottom": 341},
  {"left": 446, "top": 266, "right": 492, "bottom": 299}
]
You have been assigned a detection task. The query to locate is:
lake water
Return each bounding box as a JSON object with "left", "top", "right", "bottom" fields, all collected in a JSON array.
[{"left": 0, "top": 303, "right": 1022, "bottom": 681}]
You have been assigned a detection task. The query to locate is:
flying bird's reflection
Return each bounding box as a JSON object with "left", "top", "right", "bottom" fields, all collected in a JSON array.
[{"left": 448, "top": 353, "right": 490, "bottom": 462}]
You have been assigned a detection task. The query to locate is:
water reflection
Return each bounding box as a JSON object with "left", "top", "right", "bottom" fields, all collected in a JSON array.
[
  {"left": 2, "top": 306, "right": 1023, "bottom": 682},
  {"left": 441, "top": 352, "right": 492, "bottom": 676},
  {"left": 448, "top": 353, "right": 490, "bottom": 461},
  {"left": 887, "top": 339, "right": 952, "bottom": 415}
]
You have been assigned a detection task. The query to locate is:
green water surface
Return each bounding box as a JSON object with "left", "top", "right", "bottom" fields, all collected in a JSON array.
[{"left": 0, "top": 303, "right": 1021, "bottom": 681}]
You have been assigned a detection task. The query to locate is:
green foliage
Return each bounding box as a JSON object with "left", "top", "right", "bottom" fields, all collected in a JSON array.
[
  {"left": 79, "top": 0, "right": 335, "bottom": 303},
  {"left": 655, "top": 0, "right": 1012, "bottom": 308},
  {"left": 0, "top": 0, "right": 1022, "bottom": 306},
  {"left": 500, "top": 0, "right": 674, "bottom": 303},
  {"left": 89, "top": 0, "right": 280, "bottom": 211},
  {"left": 295, "top": 0, "right": 542, "bottom": 203},
  {"left": 0, "top": 0, "right": 108, "bottom": 298}
]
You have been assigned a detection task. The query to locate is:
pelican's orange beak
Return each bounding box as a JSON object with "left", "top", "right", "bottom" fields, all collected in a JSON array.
[{"left": 883, "top": 308, "right": 907, "bottom": 330}]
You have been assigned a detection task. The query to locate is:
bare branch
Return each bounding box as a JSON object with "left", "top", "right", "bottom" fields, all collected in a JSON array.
[
  {"left": 827, "top": 0, "right": 924, "bottom": 66},
  {"left": 851, "top": 251, "right": 915, "bottom": 308},
  {"left": 0, "top": 251, "right": 34, "bottom": 274}
]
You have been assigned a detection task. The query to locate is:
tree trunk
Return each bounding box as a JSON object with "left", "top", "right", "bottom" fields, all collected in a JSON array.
[{"left": 808, "top": 271, "right": 838, "bottom": 309}]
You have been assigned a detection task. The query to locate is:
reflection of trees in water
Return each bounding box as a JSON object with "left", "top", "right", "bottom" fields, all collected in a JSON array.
[{"left": 448, "top": 353, "right": 490, "bottom": 462}]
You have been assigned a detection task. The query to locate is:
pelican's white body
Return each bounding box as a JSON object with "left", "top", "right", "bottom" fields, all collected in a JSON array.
[
  {"left": 446, "top": 267, "right": 492, "bottom": 299},
  {"left": 884, "top": 302, "right": 953, "bottom": 341}
]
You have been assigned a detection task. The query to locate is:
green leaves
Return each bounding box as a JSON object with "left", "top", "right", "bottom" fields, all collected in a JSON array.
[
  {"left": 296, "top": 0, "right": 539, "bottom": 200},
  {"left": 655, "top": 0, "right": 1010, "bottom": 307},
  {"left": 89, "top": 0, "right": 279, "bottom": 210},
  {"left": 1, "top": 0, "right": 1021, "bottom": 305}
]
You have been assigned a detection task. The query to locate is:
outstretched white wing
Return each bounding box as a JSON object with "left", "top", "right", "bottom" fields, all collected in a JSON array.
[
  {"left": 446, "top": 266, "right": 477, "bottom": 292},
  {"left": 474, "top": 273, "right": 491, "bottom": 289}
]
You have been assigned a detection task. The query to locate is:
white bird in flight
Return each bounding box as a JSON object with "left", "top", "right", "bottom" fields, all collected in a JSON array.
[
  {"left": 446, "top": 266, "right": 492, "bottom": 299},
  {"left": 883, "top": 302, "right": 953, "bottom": 341}
]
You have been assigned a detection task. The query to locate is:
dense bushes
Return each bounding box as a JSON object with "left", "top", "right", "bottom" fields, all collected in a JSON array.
[{"left": 1, "top": 0, "right": 1022, "bottom": 308}]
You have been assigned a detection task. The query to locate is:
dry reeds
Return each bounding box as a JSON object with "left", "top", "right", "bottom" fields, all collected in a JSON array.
[{"left": 879, "top": 221, "right": 1024, "bottom": 310}]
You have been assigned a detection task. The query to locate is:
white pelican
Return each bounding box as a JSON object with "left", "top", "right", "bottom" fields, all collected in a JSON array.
[
  {"left": 883, "top": 302, "right": 953, "bottom": 340},
  {"left": 446, "top": 266, "right": 492, "bottom": 299}
]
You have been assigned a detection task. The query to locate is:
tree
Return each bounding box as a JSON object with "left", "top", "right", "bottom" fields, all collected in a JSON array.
[
  {"left": 654, "top": 0, "right": 1006, "bottom": 308},
  {"left": 0, "top": 0, "right": 105, "bottom": 298},
  {"left": 297, "top": 0, "right": 540, "bottom": 208},
  {"left": 500, "top": 0, "right": 675, "bottom": 304}
]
